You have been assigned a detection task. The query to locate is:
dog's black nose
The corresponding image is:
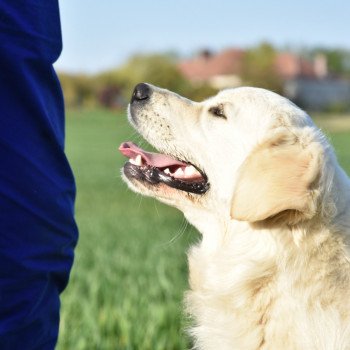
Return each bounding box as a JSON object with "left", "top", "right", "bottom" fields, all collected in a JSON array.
[{"left": 131, "top": 83, "right": 152, "bottom": 103}]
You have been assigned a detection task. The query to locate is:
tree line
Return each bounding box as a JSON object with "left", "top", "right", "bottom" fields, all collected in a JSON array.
[{"left": 58, "top": 43, "right": 350, "bottom": 109}]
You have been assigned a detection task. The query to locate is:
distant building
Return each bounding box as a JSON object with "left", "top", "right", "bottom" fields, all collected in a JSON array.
[
  {"left": 284, "top": 78, "right": 350, "bottom": 111},
  {"left": 178, "top": 48, "right": 244, "bottom": 89},
  {"left": 178, "top": 49, "right": 350, "bottom": 110},
  {"left": 274, "top": 52, "right": 318, "bottom": 79}
]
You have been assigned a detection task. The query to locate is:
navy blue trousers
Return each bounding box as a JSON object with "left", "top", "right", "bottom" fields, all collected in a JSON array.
[{"left": 0, "top": 1, "right": 78, "bottom": 348}]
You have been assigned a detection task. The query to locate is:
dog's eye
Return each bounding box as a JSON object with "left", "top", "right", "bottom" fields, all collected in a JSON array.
[{"left": 209, "top": 106, "right": 226, "bottom": 119}]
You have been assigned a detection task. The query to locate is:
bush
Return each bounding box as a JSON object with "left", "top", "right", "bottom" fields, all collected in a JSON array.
[
  {"left": 59, "top": 54, "right": 218, "bottom": 109},
  {"left": 324, "top": 102, "right": 350, "bottom": 114},
  {"left": 241, "top": 42, "right": 283, "bottom": 94}
]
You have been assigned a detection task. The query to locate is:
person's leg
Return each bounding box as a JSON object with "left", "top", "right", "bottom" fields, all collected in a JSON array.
[{"left": 0, "top": 1, "right": 78, "bottom": 348}]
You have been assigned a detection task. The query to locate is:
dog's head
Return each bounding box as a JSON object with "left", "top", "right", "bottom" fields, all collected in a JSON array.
[{"left": 120, "top": 83, "right": 331, "bottom": 226}]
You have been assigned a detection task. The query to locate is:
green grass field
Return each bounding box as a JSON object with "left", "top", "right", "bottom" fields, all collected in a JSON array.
[{"left": 57, "top": 109, "right": 350, "bottom": 350}]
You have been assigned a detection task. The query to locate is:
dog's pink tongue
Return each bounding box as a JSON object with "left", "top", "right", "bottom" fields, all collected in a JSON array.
[{"left": 119, "top": 142, "right": 187, "bottom": 168}]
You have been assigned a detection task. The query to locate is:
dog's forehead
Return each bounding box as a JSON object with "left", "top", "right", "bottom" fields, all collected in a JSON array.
[{"left": 212, "top": 87, "right": 285, "bottom": 106}]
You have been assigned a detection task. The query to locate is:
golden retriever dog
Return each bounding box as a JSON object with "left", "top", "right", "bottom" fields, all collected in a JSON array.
[{"left": 119, "top": 83, "right": 350, "bottom": 350}]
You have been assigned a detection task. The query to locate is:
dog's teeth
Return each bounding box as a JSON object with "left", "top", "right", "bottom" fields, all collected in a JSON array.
[
  {"left": 135, "top": 155, "right": 143, "bottom": 166},
  {"left": 130, "top": 154, "right": 143, "bottom": 166},
  {"left": 184, "top": 165, "right": 199, "bottom": 176},
  {"left": 174, "top": 168, "right": 184, "bottom": 177},
  {"left": 164, "top": 168, "right": 171, "bottom": 175}
]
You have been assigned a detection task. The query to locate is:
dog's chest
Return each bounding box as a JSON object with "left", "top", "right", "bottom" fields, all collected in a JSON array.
[
  {"left": 186, "top": 237, "right": 349, "bottom": 350},
  {"left": 187, "top": 240, "right": 277, "bottom": 349}
]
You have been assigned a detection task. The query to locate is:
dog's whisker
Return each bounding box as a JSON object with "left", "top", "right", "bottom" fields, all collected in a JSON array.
[
  {"left": 153, "top": 199, "right": 161, "bottom": 219},
  {"left": 158, "top": 217, "right": 189, "bottom": 249}
]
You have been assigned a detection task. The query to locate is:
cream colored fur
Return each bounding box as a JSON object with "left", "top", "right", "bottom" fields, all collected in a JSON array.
[{"left": 123, "top": 85, "right": 350, "bottom": 349}]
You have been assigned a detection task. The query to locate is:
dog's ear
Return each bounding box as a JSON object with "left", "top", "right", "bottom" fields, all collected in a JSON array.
[{"left": 230, "top": 131, "right": 321, "bottom": 224}]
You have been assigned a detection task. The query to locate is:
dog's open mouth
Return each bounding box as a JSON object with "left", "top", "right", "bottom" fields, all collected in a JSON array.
[{"left": 119, "top": 142, "right": 209, "bottom": 194}]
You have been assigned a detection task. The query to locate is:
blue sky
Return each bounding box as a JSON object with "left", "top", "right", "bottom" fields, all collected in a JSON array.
[{"left": 55, "top": 0, "right": 350, "bottom": 74}]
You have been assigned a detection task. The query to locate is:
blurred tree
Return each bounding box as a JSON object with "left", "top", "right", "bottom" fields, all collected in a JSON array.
[
  {"left": 116, "top": 54, "right": 190, "bottom": 98},
  {"left": 59, "top": 73, "right": 96, "bottom": 108},
  {"left": 59, "top": 53, "right": 254, "bottom": 110},
  {"left": 241, "top": 42, "right": 283, "bottom": 94},
  {"left": 182, "top": 83, "right": 217, "bottom": 102},
  {"left": 97, "top": 85, "right": 125, "bottom": 109},
  {"left": 104, "top": 54, "right": 217, "bottom": 103},
  {"left": 312, "top": 48, "right": 350, "bottom": 78},
  {"left": 94, "top": 71, "right": 127, "bottom": 108}
]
